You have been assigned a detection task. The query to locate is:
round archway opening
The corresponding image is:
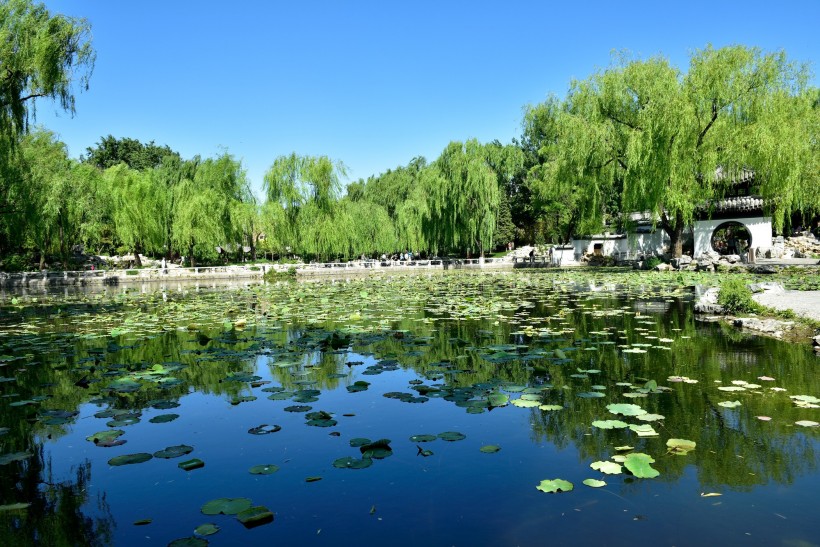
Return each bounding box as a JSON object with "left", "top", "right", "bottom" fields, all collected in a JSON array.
[{"left": 711, "top": 222, "right": 751, "bottom": 255}]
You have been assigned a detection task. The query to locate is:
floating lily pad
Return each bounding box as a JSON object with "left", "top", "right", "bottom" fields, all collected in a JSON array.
[
  {"left": 305, "top": 476, "right": 322, "bottom": 482},
  {"left": 539, "top": 404, "right": 563, "bottom": 411},
  {"left": 154, "top": 445, "right": 193, "bottom": 459},
  {"left": 284, "top": 405, "right": 312, "bottom": 413},
  {"left": 628, "top": 423, "right": 658, "bottom": 437},
  {"left": 592, "top": 420, "right": 629, "bottom": 430},
  {"left": 201, "top": 497, "right": 252, "bottom": 515},
  {"left": 149, "top": 414, "right": 179, "bottom": 424},
  {"left": 795, "top": 420, "right": 819, "bottom": 427},
  {"left": 168, "top": 537, "right": 208, "bottom": 547},
  {"left": 249, "top": 464, "right": 279, "bottom": 475},
  {"left": 590, "top": 460, "right": 623, "bottom": 474},
  {"left": 583, "top": 479, "right": 607, "bottom": 488},
  {"left": 667, "top": 438, "right": 697, "bottom": 455},
  {"left": 409, "top": 434, "right": 437, "bottom": 443},
  {"left": 718, "top": 400, "right": 741, "bottom": 408},
  {"left": 349, "top": 437, "right": 372, "bottom": 447},
  {"left": 332, "top": 456, "right": 373, "bottom": 469},
  {"left": 479, "top": 445, "right": 501, "bottom": 453},
  {"left": 0, "top": 502, "right": 31, "bottom": 512},
  {"left": 248, "top": 424, "right": 281, "bottom": 435},
  {"left": 624, "top": 453, "right": 659, "bottom": 478},
  {"left": 87, "top": 430, "right": 125, "bottom": 444},
  {"left": 606, "top": 403, "right": 647, "bottom": 417},
  {"left": 194, "top": 523, "right": 219, "bottom": 536},
  {"left": 536, "top": 478, "right": 573, "bottom": 493},
  {"left": 236, "top": 506, "right": 274, "bottom": 528},
  {"left": 179, "top": 459, "right": 205, "bottom": 471},
  {"left": 437, "top": 431, "right": 466, "bottom": 442},
  {"left": 108, "top": 453, "right": 152, "bottom": 466}
]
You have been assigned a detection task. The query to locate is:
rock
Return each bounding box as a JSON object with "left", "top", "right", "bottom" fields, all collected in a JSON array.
[
  {"left": 813, "top": 335, "right": 820, "bottom": 347},
  {"left": 671, "top": 256, "right": 692, "bottom": 269},
  {"left": 749, "top": 265, "right": 777, "bottom": 274},
  {"left": 694, "top": 287, "right": 724, "bottom": 314},
  {"left": 732, "top": 317, "right": 793, "bottom": 339},
  {"left": 654, "top": 263, "right": 673, "bottom": 272}
]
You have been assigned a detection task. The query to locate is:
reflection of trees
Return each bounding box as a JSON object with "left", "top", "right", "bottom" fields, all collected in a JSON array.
[{"left": 0, "top": 448, "right": 114, "bottom": 547}]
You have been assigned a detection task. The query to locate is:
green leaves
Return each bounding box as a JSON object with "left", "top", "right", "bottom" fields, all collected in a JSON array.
[
  {"left": 623, "top": 453, "right": 660, "bottom": 479},
  {"left": 606, "top": 403, "right": 647, "bottom": 417},
  {"left": 536, "top": 479, "right": 574, "bottom": 493},
  {"left": 201, "top": 498, "right": 252, "bottom": 516},
  {"left": 108, "top": 453, "right": 152, "bottom": 466}
]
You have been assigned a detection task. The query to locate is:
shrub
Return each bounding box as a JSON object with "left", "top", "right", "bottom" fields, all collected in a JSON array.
[
  {"left": 645, "top": 256, "right": 662, "bottom": 269},
  {"left": 718, "top": 277, "right": 761, "bottom": 314},
  {"left": 125, "top": 270, "right": 139, "bottom": 276}
]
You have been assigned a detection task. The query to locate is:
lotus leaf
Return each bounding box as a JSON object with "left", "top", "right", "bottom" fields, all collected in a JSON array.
[
  {"left": 168, "top": 537, "right": 208, "bottom": 547},
  {"left": 667, "top": 438, "right": 696, "bottom": 455},
  {"left": 360, "top": 439, "right": 392, "bottom": 459},
  {"left": 437, "top": 431, "right": 466, "bottom": 442},
  {"left": 349, "top": 438, "right": 372, "bottom": 447},
  {"left": 248, "top": 424, "right": 281, "bottom": 435},
  {"left": 628, "top": 424, "right": 658, "bottom": 437},
  {"left": 795, "top": 420, "right": 819, "bottom": 427},
  {"left": 718, "top": 400, "right": 742, "bottom": 408},
  {"left": 635, "top": 413, "right": 665, "bottom": 422},
  {"left": 487, "top": 392, "right": 509, "bottom": 407},
  {"left": 624, "top": 453, "right": 659, "bottom": 478},
  {"left": 511, "top": 399, "right": 540, "bottom": 408},
  {"left": 539, "top": 404, "right": 563, "bottom": 411},
  {"left": 108, "top": 453, "right": 152, "bottom": 466},
  {"left": 590, "top": 461, "right": 623, "bottom": 474},
  {"left": 201, "top": 497, "right": 252, "bottom": 515},
  {"left": 592, "top": 420, "right": 628, "bottom": 429},
  {"left": 583, "top": 479, "right": 607, "bottom": 488},
  {"left": 577, "top": 392, "right": 606, "bottom": 398},
  {"left": 194, "top": 523, "right": 219, "bottom": 536},
  {"left": 154, "top": 445, "right": 193, "bottom": 459},
  {"left": 87, "top": 430, "right": 124, "bottom": 444},
  {"left": 179, "top": 459, "right": 205, "bottom": 471},
  {"left": 0, "top": 503, "right": 31, "bottom": 511},
  {"left": 237, "top": 506, "right": 274, "bottom": 528},
  {"left": 249, "top": 464, "right": 279, "bottom": 475},
  {"left": 536, "top": 478, "right": 573, "bottom": 493},
  {"left": 606, "top": 403, "right": 647, "bottom": 417},
  {"left": 332, "top": 456, "right": 373, "bottom": 469},
  {"left": 305, "top": 476, "right": 322, "bottom": 482},
  {"left": 409, "top": 434, "right": 437, "bottom": 443},
  {"left": 149, "top": 414, "right": 179, "bottom": 424},
  {"left": 479, "top": 445, "right": 501, "bottom": 453}
]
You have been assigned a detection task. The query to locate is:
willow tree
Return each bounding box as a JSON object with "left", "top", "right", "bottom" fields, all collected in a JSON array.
[
  {"left": 104, "top": 165, "right": 166, "bottom": 267},
  {"left": 425, "top": 140, "right": 499, "bottom": 256},
  {"left": 263, "top": 154, "right": 346, "bottom": 260},
  {"left": 539, "top": 46, "right": 817, "bottom": 256},
  {"left": 172, "top": 153, "right": 249, "bottom": 266},
  {"left": 0, "top": 0, "right": 94, "bottom": 250}
]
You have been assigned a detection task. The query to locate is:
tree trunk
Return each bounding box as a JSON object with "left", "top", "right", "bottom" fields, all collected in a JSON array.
[
  {"left": 188, "top": 241, "right": 196, "bottom": 268},
  {"left": 133, "top": 244, "right": 142, "bottom": 267},
  {"left": 39, "top": 250, "right": 46, "bottom": 270},
  {"left": 662, "top": 210, "right": 685, "bottom": 258}
]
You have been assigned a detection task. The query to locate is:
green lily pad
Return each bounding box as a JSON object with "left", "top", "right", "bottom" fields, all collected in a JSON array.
[
  {"left": 248, "top": 424, "right": 281, "bottom": 435},
  {"left": 360, "top": 439, "right": 392, "bottom": 459},
  {"left": 592, "top": 420, "right": 629, "bottom": 429},
  {"left": 511, "top": 398, "right": 541, "bottom": 407},
  {"left": 487, "top": 392, "right": 510, "bottom": 407},
  {"left": 179, "top": 459, "right": 205, "bottom": 471},
  {"left": 666, "top": 438, "right": 697, "bottom": 455},
  {"left": 149, "top": 414, "right": 179, "bottom": 424},
  {"left": 438, "top": 431, "right": 466, "bottom": 442},
  {"left": 332, "top": 456, "right": 373, "bottom": 469},
  {"left": 479, "top": 445, "right": 501, "bottom": 453},
  {"left": 590, "top": 460, "right": 623, "bottom": 474},
  {"left": 249, "top": 464, "right": 279, "bottom": 475},
  {"left": 624, "top": 453, "right": 659, "bottom": 478},
  {"left": 409, "top": 434, "right": 437, "bottom": 443},
  {"left": 606, "top": 403, "right": 647, "bottom": 417},
  {"left": 536, "top": 478, "right": 574, "bottom": 493},
  {"left": 0, "top": 502, "right": 31, "bottom": 512},
  {"left": 108, "top": 453, "right": 152, "bottom": 466},
  {"left": 154, "top": 445, "right": 193, "bottom": 459},
  {"left": 795, "top": 420, "right": 819, "bottom": 427},
  {"left": 628, "top": 424, "right": 658, "bottom": 437},
  {"left": 168, "top": 537, "right": 208, "bottom": 547},
  {"left": 87, "top": 430, "right": 125, "bottom": 444},
  {"left": 583, "top": 479, "right": 607, "bottom": 488},
  {"left": 718, "top": 400, "right": 742, "bottom": 408},
  {"left": 305, "top": 476, "right": 322, "bottom": 482},
  {"left": 201, "top": 497, "right": 252, "bottom": 515},
  {"left": 236, "top": 505, "right": 274, "bottom": 528},
  {"left": 539, "top": 404, "right": 563, "bottom": 411},
  {"left": 349, "top": 438, "right": 372, "bottom": 447},
  {"left": 194, "top": 523, "right": 219, "bottom": 536}
]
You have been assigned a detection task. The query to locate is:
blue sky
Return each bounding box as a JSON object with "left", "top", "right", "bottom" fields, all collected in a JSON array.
[{"left": 40, "top": 0, "right": 818, "bottom": 197}]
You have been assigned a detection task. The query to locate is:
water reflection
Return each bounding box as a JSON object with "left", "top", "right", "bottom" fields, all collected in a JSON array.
[{"left": 0, "top": 272, "right": 818, "bottom": 545}]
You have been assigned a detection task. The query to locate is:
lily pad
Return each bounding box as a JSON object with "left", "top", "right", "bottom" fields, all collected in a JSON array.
[
  {"left": 718, "top": 400, "right": 742, "bottom": 408},
  {"left": 194, "top": 523, "right": 219, "bottom": 536},
  {"left": 108, "top": 453, "right": 152, "bottom": 466},
  {"left": 795, "top": 420, "right": 819, "bottom": 427},
  {"left": 249, "top": 464, "right": 279, "bottom": 475},
  {"left": 332, "top": 456, "right": 373, "bottom": 469},
  {"left": 149, "top": 414, "right": 179, "bottom": 424},
  {"left": 168, "top": 537, "right": 208, "bottom": 547},
  {"left": 409, "top": 434, "right": 437, "bottom": 443},
  {"left": 437, "top": 431, "right": 466, "bottom": 442},
  {"left": 590, "top": 460, "right": 623, "bottom": 475},
  {"left": 666, "top": 438, "right": 697, "bottom": 455},
  {"left": 154, "top": 445, "right": 193, "bottom": 459},
  {"left": 591, "top": 420, "right": 629, "bottom": 429},
  {"left": 201, "top": 497, "right": 252, "bottom": 515},
  {"left": 87, "top": 430, "right": 125, "bottom": 444},
  {"left": 536, "top": 478, "right": 574, "bottom": 493},
  {"left": 236, "top": 506, "right": 274, "bottom": 528},
  {"left": 360, "top": 439, "right": 392, "bottom": 459},
  {"left": 623, "top": 453, "right": 659, "bottom": 478},
  {"left": 179, "top": 459, "right": 205, "bottom": 471},
  {"left": 606, "top": 403, "right": 647, "bottom": 417},
  {"left": 248, "top": 424, "right": 281, "bottom": 435},
  {"left": 479, "top": 445, "right": 501, "bottom": 453},
  {"left": 583, "top": 479, "right": 607, "bottom": 488}
]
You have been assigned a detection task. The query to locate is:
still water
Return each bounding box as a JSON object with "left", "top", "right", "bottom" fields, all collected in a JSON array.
[{"left": 0, "top": 272, "right": 818, "bottom": 546}]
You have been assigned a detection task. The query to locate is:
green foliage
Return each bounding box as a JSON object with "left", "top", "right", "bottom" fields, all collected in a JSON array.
[
  {"left": 84, "top": 135, "right": 179, "bottom": 170},
  {"left": 718, "top": 277, "right": 761, "bottom": 314}
]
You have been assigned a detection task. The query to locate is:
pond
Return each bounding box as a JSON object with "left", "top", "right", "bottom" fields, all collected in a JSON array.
[{"left": 0, "top": 272, "right": 818, "bottom": 546}]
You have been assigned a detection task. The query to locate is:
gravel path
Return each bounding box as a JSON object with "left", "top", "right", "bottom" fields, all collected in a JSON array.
[{"left": 753, "top": 289, "right": 820, "bottom": 322}]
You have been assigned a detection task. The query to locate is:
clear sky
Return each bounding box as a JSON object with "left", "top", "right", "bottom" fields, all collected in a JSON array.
[{"left": 39, "top": 0, "right": 819, "bottom": 197}]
